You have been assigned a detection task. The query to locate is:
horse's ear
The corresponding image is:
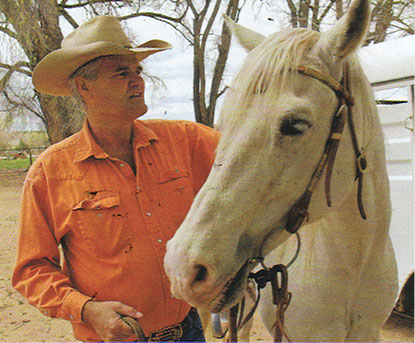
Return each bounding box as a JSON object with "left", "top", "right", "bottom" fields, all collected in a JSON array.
[
  {"left": 319, "top": 0, "right": 370, "bottom": 62},
  {"left": 223, "top": 15, "right": 265, "bottom": 52}
]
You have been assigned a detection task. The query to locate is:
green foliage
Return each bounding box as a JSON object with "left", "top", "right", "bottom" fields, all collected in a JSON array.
[
  {"left": 0, "top": 158, "right": 32, "bottom": 170},
  {"left": 0, "top": 130, "right": 48, "bottom": 150}
]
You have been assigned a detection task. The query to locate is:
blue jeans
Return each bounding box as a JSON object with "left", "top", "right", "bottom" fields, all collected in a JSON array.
[{"left": 180, "top": 309, "right": 206, "bottom": 342}]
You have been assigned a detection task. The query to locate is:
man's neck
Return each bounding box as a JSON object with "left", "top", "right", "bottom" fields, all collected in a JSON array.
[{"left": 87, "top": 116, "right": 136, "bottom": 169}]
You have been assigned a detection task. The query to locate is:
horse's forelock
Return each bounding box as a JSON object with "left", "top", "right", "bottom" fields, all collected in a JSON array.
[{"left": 218, "top": 29, "right": 321, "bottom": 129}]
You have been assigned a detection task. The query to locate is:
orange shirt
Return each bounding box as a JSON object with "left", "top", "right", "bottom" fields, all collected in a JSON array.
[{"left": 12, "top": 119, "right": 219, "bottom": 341}]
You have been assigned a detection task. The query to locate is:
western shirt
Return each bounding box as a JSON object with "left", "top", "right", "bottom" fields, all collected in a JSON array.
[{"left": 12, "top": 119, "right": 219, "bottom": 341}]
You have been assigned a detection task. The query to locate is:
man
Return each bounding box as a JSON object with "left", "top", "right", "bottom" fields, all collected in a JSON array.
[{"left": 12, "top": 16, "right": 219, "bottom": 342}]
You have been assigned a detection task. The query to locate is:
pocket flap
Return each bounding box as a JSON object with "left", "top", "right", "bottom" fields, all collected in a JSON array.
[
  {"left": 159, "top": 167, "right": 189, "bottom": 184},
  {"left": 73, "top": 191, "right": 120, "bottom": 210}
]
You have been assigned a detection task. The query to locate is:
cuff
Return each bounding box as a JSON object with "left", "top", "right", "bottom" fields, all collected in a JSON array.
[{"left": 59, "top": 290, "right": 93, "bottom": 322}]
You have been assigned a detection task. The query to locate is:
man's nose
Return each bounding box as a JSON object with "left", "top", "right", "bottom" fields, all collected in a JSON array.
[{"left": 129, "top": 72, "right": 144, "bottom": 87}]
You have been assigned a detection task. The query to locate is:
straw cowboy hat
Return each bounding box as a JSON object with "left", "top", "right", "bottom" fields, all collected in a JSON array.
[{"left": 32, "top": 15, "right": 172, "bottom": 96}]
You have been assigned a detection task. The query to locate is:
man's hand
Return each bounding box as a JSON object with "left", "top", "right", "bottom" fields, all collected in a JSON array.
[{"left": 82, "top": 300, "right": 143, "bottom": 341}]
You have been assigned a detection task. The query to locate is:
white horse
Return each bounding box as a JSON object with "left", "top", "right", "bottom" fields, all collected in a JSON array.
[{"left": 165, "top": 0, "right": 398, "bottom": 340}]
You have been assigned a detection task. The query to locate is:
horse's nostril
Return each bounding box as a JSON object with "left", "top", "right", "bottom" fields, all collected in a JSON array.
[{"left": 194, "top": 265, "right": 208, "bottom": 282}]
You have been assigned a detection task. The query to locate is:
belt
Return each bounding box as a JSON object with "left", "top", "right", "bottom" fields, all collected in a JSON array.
[{"left": 121, "top": 313, "right": 191, "bottom": 342}]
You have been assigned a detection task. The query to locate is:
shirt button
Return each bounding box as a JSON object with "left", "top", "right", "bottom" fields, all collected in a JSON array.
[
  {"left": 146, "top": 212, "right": 152, "bottom": 216},
  {"left": 69, "top": 315, "right": 74, "bottom": 319},
  {"left": 97, "top": 214, "right": 102, "bottom": 218},
  {"left": 137, "top": 186, "right": 141, "bottom": 191},
  {"left": 157, "top": 239, "right": 163, "bottom": 243},
  {"left": 120, "top": 163, "right": 125, "bottom": 167}
]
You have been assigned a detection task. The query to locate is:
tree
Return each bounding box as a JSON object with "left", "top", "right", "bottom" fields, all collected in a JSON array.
[
  {"left": 122, "top": 0, "right": 246, "bottom": 127},
  {"left": 0, "top": 0, "right": 244, "bottom": 143},
  {"left": 1, "top": 0, "right": 413, "bottom": 144},
  {"left": 261, "top": 0, "right": 413, "bottom": 43},
  {"left": 0, "top": 1, "right": 86, "bottom": 143}
]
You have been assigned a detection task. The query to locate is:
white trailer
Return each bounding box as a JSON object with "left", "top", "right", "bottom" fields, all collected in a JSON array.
[{"left": 359, "top": 35, "right": 414, "bottom": 318}]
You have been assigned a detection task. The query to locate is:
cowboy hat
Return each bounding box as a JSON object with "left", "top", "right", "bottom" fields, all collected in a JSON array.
[{"left": 32, "top": 16, "right": 172, "bottom": 96}]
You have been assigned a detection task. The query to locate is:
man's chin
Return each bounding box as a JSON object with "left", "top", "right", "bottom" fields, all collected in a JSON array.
[{"left": 130, "top": 105, "right": 148, "bottom": 119}]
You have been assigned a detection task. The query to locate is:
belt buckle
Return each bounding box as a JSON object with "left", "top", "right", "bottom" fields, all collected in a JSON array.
[{"left": 148, "top": 323, "right": 183, "bottom": 342}]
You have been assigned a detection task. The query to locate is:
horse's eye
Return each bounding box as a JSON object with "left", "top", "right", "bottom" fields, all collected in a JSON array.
[{"left": 280, "top": 118, "right": 312, "bottom": 136}]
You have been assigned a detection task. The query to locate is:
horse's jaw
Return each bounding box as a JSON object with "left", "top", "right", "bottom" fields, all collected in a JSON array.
[
  {"left": 165, "top": 240, "right": 256, "bottom": 312},
  {"left": 164, "top": 242, "right": 249, "bottom": 312},
  {"left": 164, "top": 190, "right": 294, "bottom": 311}
]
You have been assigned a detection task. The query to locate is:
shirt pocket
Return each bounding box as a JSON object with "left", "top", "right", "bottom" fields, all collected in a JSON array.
[
  {"left": 157, "top": 167, "right": 194, "bottom": 236},
  {"left": 73, "top": 190, "right": 132, "bottom": 256}
]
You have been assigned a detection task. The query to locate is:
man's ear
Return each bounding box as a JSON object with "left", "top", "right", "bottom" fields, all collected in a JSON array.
[{"left": 73, "top": 77, "right": 91, "bottom": 100}]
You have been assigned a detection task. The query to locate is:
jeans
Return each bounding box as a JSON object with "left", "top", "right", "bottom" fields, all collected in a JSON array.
[{"left": 180, "top": 309, "right": 206, "bottom": 342}]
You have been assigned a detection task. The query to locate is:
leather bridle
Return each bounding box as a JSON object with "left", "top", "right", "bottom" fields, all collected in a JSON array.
[
  {"left": 227, "top": 62, "right": 368, "bottom": 342},
  {"left": 285, "top": 64, "right": 367, "bottom": 234}
]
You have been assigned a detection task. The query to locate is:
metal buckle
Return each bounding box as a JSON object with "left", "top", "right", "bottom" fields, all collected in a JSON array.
[
  {"left": 148, "top": 323, "right": 183, "bottom": 342},
  {"left": 357, "top": 151, "right": 367, "bottom": 174}
]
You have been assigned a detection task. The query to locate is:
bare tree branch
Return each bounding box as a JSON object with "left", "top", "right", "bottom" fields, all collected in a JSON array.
[
  {"left": 59, "top": 8, "right": 79, "bottom": 29},
  {"left": 202, "top": 0, "right": 222, "bottom": 50},
  {"left": 0, "top": 62, "right": 32, "bottom": 92},
  {"left": 0, "top": 25, "right": 17, "bottom": 39},
  {"left": 0, "top": 62, "right": 32, "bottom": 77},
  {"left": 58, "top": 0, "right": 130, "bottom": 9},
  {"left": 120, "top": 11, "right": 193, "bottom": 44},
  {"left": 318, "top": 0, "right": 336, "bottom": 24},
  {"left": 185, "top": 0, "right": 199, "bottom": 17},
  {"left": 3, "top": 90, "right": 44, "bottom": 121},
  {"left": 388, "top": 20, "right": 414, "bottom": 34},
  {"left": 285, "top": 0, "right": 299, "bottom": 27}
]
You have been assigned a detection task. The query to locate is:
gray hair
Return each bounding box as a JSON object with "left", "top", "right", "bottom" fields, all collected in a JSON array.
[{"left": 69, "top": 56, "right": 105, "bottom": 110}]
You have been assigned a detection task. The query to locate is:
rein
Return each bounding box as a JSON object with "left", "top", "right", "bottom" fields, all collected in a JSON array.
[{"left": 226, "top": 63, "right": 367, "bottom": 342}]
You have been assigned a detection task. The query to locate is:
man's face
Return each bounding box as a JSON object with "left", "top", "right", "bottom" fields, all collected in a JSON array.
[{"left": 82, "top": 54, "right": 148, "bottom": 121}]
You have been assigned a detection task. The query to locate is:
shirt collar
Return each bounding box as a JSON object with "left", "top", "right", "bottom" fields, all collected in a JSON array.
[
  {"left": 73, "top": 119, "right": 159, "bottom": 163},
  {"left": 132, "top": 119, "right": 159, "bottom": 148}
]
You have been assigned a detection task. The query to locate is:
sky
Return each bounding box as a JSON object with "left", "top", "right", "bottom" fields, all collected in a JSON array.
[{"left": 5, "top": 4, "right": 413, "bottom": 130}]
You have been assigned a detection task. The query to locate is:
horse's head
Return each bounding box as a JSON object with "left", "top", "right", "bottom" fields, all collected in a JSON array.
[{"left": 165, "top": 0, "right": 372, "bottom": 312}]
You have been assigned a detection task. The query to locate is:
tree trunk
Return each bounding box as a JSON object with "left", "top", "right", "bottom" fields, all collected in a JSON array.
[
  {"left": 206, "top": 0, "right": 239, "bottom": 127},
  {"left": 372, "top": 0, "right": 393, "bottom": 43},
  {"left": 38, "top": 94, "right": 85, "bottom": 144},
  {"left": 0, "top": 0, "right": 85, "bottom": 144}
]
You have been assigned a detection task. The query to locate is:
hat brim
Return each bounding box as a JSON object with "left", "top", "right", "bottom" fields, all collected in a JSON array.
[{"left": 32, "top": 40, "right": 172, "bottom": 96}]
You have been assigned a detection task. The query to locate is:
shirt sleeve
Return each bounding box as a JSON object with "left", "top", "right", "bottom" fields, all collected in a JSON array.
[{"left": 12, "top": 166, "right": 91, "bottom": 323}]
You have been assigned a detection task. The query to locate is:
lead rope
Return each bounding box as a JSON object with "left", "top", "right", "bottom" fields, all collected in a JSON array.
[{"left": 225, "top": 232, "right": 301, "bottom": 342}]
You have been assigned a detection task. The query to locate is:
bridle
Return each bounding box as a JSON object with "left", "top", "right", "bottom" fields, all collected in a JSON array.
[
  {"left": 285, "top": 64, "right": 367, "bottom": 234},
  {"left": 225, "top": 63, "right": 368, "bottom": 342}
]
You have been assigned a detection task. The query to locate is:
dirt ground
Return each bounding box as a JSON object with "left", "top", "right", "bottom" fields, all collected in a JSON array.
[{"left": 0, "top": 170, "right": 413, "bottom": 342}]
